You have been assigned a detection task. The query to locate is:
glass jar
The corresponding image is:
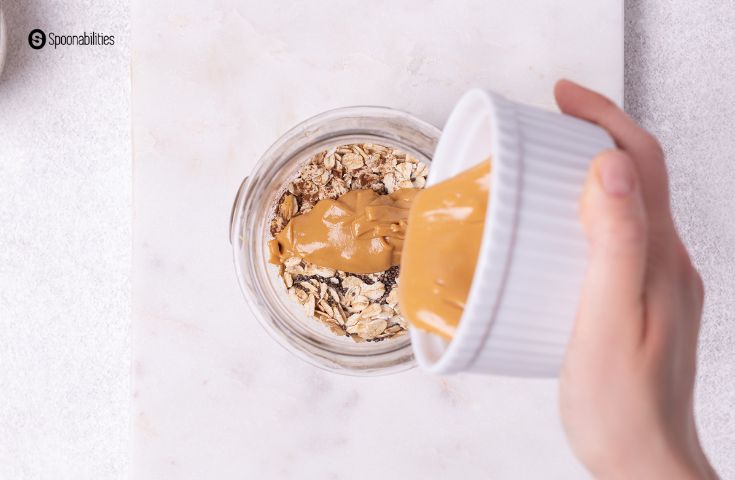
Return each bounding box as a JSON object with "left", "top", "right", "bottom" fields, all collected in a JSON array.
[{"left": 230, "top": 107, "right": 440, "bottom": 376}]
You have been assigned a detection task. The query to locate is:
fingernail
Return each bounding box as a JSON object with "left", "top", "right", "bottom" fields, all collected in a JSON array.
[{"left": 598, "top": 151, "right": 635, "bottom": 197}]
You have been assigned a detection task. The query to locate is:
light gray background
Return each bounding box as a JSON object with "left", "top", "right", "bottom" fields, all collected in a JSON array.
[
  {"left": 0, "top": 1, "right": 732, "bottom": 478},
  {"left": 0, "top": 2, "right": 130, "bottom": 479},
  {"left": 626, "top": 2, "right": 735, "bottom": 475}
]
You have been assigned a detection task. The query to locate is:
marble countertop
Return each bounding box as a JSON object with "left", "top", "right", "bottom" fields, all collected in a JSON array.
[
  {"left": 132, "top": 0, "right": 622, "bottom": 480},
  {"left": 1, "top": 1, "right": 734, "bottom": 479},
  {"left": 131, "top": 1, "right": 619, "bottom": 479}
]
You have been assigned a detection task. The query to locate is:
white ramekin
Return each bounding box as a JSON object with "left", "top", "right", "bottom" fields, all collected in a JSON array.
[{"left": 410, "top": 89, "right": 614, "bottom": 377}]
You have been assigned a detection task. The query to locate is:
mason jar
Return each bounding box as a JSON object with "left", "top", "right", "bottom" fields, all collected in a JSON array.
[{"left": 230, "top": 107, "right": 440, "bottom": 376}]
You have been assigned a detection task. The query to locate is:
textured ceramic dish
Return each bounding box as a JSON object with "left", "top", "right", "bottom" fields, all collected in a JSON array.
[
  {"left": 231, "top": 107, "right": 440, "bottom": 376},
  {"left": 411, "top": 89, "right": 614, "bottom": 377}
]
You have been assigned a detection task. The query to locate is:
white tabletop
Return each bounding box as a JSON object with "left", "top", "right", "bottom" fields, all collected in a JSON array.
[
  {"left": 130, "top": 1, "right": 617, "bottom": 479},
  {"left": 1, "top": 1, "right": 734, "bottom": 479}
]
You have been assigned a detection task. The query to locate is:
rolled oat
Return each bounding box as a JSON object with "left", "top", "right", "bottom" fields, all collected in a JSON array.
[{"left": 269, "top": 143, "right": 428, "bottom": 342}]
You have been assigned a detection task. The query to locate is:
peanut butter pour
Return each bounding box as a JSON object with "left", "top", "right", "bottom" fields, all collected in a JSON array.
[
  {"left": 269, "top": 188, "right": 419, "bottom": 274},
  {"left": 399, "top": 160, "right": 491, "bottom": 340}
]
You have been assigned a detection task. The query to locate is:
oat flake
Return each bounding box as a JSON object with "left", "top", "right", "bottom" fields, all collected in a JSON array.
[{"left": 269, "top": 143, "right": 429, "bottom": 342}]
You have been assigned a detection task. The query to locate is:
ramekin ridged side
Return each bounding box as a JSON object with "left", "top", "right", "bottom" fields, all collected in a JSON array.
[{"left": 411, "top": 89, "right": 614, "bottom": 376}]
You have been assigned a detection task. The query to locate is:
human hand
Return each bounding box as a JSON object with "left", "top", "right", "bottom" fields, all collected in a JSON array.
[{"left": 555, "top": 80, "right": 717, "bottom": 479}]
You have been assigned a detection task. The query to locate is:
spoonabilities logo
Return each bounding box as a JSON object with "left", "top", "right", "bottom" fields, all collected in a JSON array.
[
  {"left": 28, "top": 29, "right": 47, "bottom": 49},
  {"left": 27, "top": 28, "right": 115, "bottom": 49}
]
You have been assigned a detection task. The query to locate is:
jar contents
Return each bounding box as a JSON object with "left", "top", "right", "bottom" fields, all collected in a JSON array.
[
  {"left": 269, "top": 143, "right": 430, "bottom": 342},
  {"left": 269, "top": 188, "right": 418, "bottom": 274},
  {"left": 399, "top": 160, "right": 491, "bottom": 340}
]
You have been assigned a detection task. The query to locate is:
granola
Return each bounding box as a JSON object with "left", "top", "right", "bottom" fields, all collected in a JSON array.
[{"left": 269, "top": 143, "right": 428, "bottom": 342}]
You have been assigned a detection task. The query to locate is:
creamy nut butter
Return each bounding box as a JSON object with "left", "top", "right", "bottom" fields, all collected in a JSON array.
[
  {"left": 269, "top": 188, "right": 419, "bottom": 274},
  {"left": 398, "top": 160, "right": 491, "bottom": 339}
]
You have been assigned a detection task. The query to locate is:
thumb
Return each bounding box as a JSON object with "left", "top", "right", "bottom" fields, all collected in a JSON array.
[{"left": 575, "top": 149, "right": 648, "bottom": 346}]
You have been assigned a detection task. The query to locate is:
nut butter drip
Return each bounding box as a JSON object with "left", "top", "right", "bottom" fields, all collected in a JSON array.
[
  {"left": 269, "top": 188, "right": 419, "bottom": 274},
  {"left": 399, "top": 160, "right": 491, "bottom": 340}
]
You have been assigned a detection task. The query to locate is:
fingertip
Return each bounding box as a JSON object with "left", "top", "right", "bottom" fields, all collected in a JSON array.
[
  {"left": 554, "top": 79, "right": 575, "bottom": 113},
  {"left": 582, "top": 150, "right": 640, "bottom": 215},
  {"left": 554, "top": 79, "right": 586, "bottom": 107},
  {"left": 595, "top": 149, "right": 638, "bottom": 197},
  {"left": 581, "top": 149, "right": 647, "bottom": 248},
  {"left": 554, "top": 79, "right": 621, "bottom": 123},
  {"left": 554, "top": 78, "right": 580, "bottom": 94}
]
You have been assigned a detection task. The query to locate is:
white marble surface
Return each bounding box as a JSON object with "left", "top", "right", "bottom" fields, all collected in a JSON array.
[
  {"left": 0, "top": 1, "right": 130, "bottom": 479},
  {"left": 132, "top": 2, "right": 620, "bottom": 479}
]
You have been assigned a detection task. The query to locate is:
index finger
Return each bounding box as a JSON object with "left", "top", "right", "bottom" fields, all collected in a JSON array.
[{"left": 554, "top": 79, "right": 676, "bottom": 236}]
